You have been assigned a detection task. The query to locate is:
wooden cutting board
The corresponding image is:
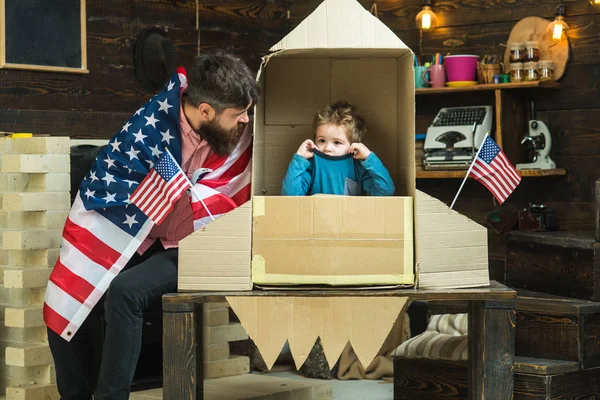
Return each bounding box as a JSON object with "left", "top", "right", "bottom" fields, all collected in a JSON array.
[{"left": 503, "top": 16, "right": 570, "bottom": 81}]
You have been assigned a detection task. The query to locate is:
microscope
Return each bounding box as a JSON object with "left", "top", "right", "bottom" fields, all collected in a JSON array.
[{"left": 516, "top": 101, "right": 556, "bottom": 170}]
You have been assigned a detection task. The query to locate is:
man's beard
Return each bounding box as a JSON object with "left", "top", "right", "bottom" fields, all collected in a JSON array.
[{"left": 198, "top": 118, "right": 244, "bottom": 156}]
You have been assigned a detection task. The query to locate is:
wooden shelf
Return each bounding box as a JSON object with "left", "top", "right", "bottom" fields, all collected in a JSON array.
[
  {"left": 416, "top": 168, "right": 567, "bottom": 179},
  {"left": 415, "top": 81, "right": 560, "bottom": 95}
]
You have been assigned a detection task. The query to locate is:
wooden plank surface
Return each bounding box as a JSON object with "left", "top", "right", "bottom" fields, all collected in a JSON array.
[
  {"left": 514, "top": 357, "right": 579, "bottom": 375},
  {"left": 415, "top": 81, "right": 560, "bottom": 95},
  {"left": 165, "top": 281, "right": 516, "bottom": 311},
  {"left": 416, "top": 168, "right": 566, "bottom": 179}
]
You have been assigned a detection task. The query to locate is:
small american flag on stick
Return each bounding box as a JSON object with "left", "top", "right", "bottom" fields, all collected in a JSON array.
[
  {"left": 451, "top": 133, "right": 521, "bottom": 208},
  {"left": 131, "top": 149, "right": 191, "bottom": 225}
]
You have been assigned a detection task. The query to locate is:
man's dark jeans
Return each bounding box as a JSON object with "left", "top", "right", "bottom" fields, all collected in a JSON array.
[{"left": 47, "top": 241, "right": 178, "bottom": 400}]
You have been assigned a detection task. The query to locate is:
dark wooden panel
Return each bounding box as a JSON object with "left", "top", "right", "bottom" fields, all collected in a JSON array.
[
  {"left": 162, "top": 309, "right": 202, "bottom": 400},
  {"left": 516, "top": 289, "right": 600, "bottom": 315},
  {"left": 538, "top": 108, "right": 600, "bottom": 157},
  {"left": 582, "top": 314, "right": 600, "bottom": 371},
  {"left": 506, "top": 241, "right": 598, "bottom": 301},
  {"left": 549, "top": 367, "right": 600, "bottom": 399},
  {"left": 534, "top": 64, "right": 600, "bottom": 111},
  {"left": 0, "top": 109, "right": 129, "bottom": 139},
  {"left": 89, "top": 0, "right": 287, "bottom": 31},
  {"left": 290, "top": 0, "right": 593, "bottom": 32},
  {"left": 513, "top": 373, "right": 550, "bottom": 399},
  {"left": 508, "top": 231, "right": 597, "bottom": 250},
  {"left": 393, "top": 358, "right": 469, "bottom": 400},
  {"left": 468, "top": 300, "right": 515, "bottom": 400},
  {"left": 515, "top": 311, "right": 580, "bottom": 362}
]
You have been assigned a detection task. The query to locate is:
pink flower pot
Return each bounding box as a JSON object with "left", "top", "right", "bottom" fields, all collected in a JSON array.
[{"left": 444, "top": 55, "right": 479, "bottom": 82}]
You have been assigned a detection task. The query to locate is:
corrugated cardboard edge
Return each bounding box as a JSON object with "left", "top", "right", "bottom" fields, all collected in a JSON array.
[
  {"left": 227, "top": 296, "right": 409, "bottom": 371},
  {"left": 178, "top": 202, "right": 253, "bottom": 291},
  {"left": 415, "top": 190, "right": 490, "bottom": 289}
]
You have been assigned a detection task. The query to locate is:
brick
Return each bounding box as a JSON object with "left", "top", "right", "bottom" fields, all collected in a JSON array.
[
  {"left": 2, "top": 192, "right": 70, "bottom": 211},
  {"left": 1, "top": 326, "right": 48, "bottom": 344},
  {"left": 5, "top": 306, "right": 43, "bottom": 328},
  {"left": 6, "top": 382, "right": 59, "bottom": 400},
  {"left": 3, "top": 363, "right": 55, "bottom": 386},
  {"left": 204, "top": 323, "right": 248, "bottom": 345},
  {"left": 2, "top": 230, "right": 62, "bottom": 250},
  {"left": 3, "top": 268, "right": 51, "bottom": 289},
  {"left": 8, "top": 249, "right": 60, "bottom": 267},
  {"left": 205, "top": 302, "right": 230, "bottom": 310},
  {"left": 203, "top": 308, "right": 229, "bottom": 327},
  {"left": 0, "top": 173, "right": 71, "bottom": 192},
  {"left": 5, "top": 343, "right": 53, "bottom": 367},
  {"left": 203, "top": 342, "right": 230, "bottom": 362},
  {"left": 3, "top": 137, "right": 70, "bottom": 154},
  {"left": 9, "top": 287, "right": 46, "bottom": 306},
  {"left": 0, "top": 211, "right": 68, "bottom": 230},
  {"left": 204, "top": 356, "right": 249, "bottom": 379},
  {"left": 1, "top": 154, "right": 70, "bottom": 173}
]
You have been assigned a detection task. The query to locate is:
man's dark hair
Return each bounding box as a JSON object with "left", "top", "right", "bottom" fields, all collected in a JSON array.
[{"left": 186, "top": 50, "right": 259, "bottom": 114}]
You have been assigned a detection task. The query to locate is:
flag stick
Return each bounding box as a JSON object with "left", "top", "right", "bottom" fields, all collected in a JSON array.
[
  {"left": 450, "top": 132, "right": 489, "bottom": 209},
  {"left": 165, "top": 148, "right": 215, "bottom": 221}
]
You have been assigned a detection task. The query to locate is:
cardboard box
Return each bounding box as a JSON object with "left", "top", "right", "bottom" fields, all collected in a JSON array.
[
  {"left": 252, "top": 196, "right": 413, "bottom": 285},
  {"left": 178, "top": 0, "right": 489, "bottom": 291}
]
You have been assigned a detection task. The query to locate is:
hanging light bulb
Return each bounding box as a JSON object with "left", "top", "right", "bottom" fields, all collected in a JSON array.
[
  {"left": 590, "top": 0, "right": 600, "bottom": 5},
  {"left": 415, "top": 0, "right": 437, "bottom": 32},
  {"left": 547, "top": 1, "right": 569, "bottom": 41}
]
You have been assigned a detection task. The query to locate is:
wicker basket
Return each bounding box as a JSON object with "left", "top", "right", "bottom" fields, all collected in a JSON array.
[{"left": 477, "top": 63, "right": 503, "bottom": 84}]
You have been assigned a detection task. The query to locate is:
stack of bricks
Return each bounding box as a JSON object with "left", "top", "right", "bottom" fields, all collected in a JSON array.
[
  {"left": 0, "top": 136, "right": 71, "bottom": 399},
  {"left": 203, "top": 302, "right": 251, "bottom": 379}
]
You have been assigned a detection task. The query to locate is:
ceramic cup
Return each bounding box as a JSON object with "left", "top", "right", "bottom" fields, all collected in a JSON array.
[
  {"left": 423, "top": 65, "right": 447, "bottom": 88},
  {"left": 415, "top": 66, "right": 430, "bottom": 88}
]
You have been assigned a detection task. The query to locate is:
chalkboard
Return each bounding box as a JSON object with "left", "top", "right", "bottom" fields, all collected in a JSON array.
[{"left": 0, "top": 0, "right": 87, "bottom": 73}]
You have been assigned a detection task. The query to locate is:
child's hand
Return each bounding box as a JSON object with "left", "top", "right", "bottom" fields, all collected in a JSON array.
[
  {"left": 296, "top": 139, "right": 317, "bottom": 159},
  {"left": 349, "top": 143, "right": 371, "bottom": 160}
]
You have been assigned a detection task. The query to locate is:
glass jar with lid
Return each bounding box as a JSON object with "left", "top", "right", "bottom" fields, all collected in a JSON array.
[
  {"left": 538, "top": 60, "right": 555, "bottom": 81},
  {"left": 509, "top": 42, "right": 525, "bottom": 63},
  {"left": 509, "top": 62, "right": 524, "bottom": 82},
  {"left": 524, "top": 41, "right": 540, "bottom": 62},
  {"left": 524, "top": 62, "right": 539, "bottom": 81}
]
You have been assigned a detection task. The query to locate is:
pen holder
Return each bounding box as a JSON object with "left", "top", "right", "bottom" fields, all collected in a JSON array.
[{"left": 477, "top": 63, "right": 503, "bottom": 84}]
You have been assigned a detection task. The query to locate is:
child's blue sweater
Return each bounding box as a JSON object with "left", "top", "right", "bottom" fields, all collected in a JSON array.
[{"left": 281, "top": 150, "right": 395, "bottom": 196}]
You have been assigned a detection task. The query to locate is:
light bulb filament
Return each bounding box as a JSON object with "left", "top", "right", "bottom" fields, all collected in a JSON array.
[
  {"left": 422, "top": 13, "right": 431, "bottom": 30},
  {"left": 552, "top": 23, "right": 563, "bottom": 40}
]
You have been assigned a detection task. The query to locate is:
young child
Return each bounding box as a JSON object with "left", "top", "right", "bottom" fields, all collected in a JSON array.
[{"left": 281, "top": 101, "right": 395, "bottom": 196}]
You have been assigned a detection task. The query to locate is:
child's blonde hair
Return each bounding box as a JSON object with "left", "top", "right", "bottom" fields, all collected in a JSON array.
[{"left": 313, "top": 101, "right": 367, "bottom": 143}]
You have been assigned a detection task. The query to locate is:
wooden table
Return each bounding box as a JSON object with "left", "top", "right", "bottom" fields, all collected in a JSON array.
[{"left": 162, "top": 281, "right": 517, "bottom": 400}]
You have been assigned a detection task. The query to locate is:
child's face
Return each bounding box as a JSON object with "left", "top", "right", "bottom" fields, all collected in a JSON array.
[{"left": 315, "top": 123, "right": 351, "bottom": 156}]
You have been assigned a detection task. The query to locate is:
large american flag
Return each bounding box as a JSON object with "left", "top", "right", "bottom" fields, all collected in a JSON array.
[
  {"left": 469, "top": 135, "right": 521, "bottom": 204},
  {"left": 44, "top": 68, "right": 252, "bottom": 341}
]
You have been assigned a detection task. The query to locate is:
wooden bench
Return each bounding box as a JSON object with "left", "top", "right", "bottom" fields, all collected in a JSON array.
[{"left": 161, "top": 281, "right": 517, "bottom": 400}]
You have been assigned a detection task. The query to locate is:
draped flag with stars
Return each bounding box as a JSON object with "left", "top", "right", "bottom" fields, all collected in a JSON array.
[{"left": 44, "top": 68, "right": 253, "bottom": 341}]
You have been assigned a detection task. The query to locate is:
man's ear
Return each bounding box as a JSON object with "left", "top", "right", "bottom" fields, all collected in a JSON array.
[{"left": 198, "top": 103, "right": 215, "bottom": 122}]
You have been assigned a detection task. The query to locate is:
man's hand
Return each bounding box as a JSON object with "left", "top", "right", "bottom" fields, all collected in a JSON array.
[
  {"left": 349, "top": 143, "right": 371, "bottom": 160},
  {"left": 296, "top": 139, "right": 317, "bottom": 159}
]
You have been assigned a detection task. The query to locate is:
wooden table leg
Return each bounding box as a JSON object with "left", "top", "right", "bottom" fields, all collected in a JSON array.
[
  {"left": 163, "top": 305, "right": 203, "bottom": 400},
  {"left": 468, "top": 300, "right": 515, "bottom": 400}
]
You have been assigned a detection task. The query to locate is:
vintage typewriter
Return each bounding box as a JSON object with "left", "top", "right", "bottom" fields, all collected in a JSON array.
[{"left": 423, "top": 105, "right": 493, "bottom": 170}]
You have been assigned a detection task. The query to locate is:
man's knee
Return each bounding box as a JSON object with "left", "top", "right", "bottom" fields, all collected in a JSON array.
[{"left": 105, "top": 274, "right": 139, "bottom": 310}]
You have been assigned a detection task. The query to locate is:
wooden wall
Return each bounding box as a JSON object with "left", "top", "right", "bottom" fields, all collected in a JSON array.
[
  {"left": 0, "top": 0, "right": 287, "bottom": 138},
  {"left": 1, "top": 0, "right": 598, "bottom": 280}
]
